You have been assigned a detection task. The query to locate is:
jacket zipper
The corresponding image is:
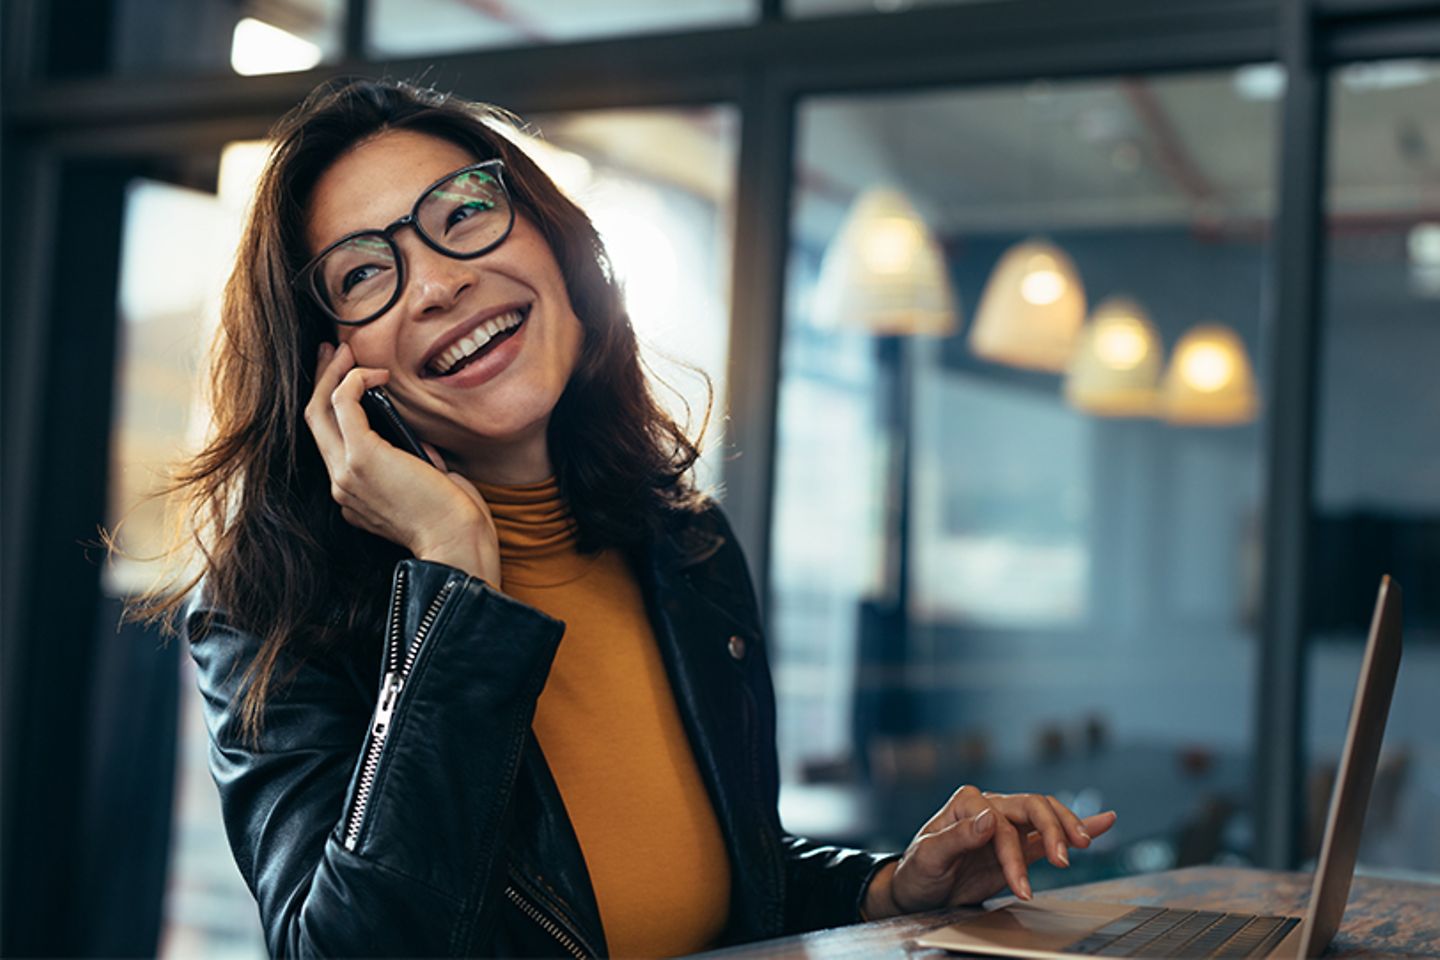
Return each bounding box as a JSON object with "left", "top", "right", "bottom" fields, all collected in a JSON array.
[
  {"left": 342, "top": 568, "right": 457, "bottom": 851},
  {"left": 504, "top": 883, "right": 593, "bottom": 960}
]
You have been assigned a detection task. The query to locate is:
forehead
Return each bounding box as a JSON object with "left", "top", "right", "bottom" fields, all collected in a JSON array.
[{"left": 305, "top": 130, "right": 479, "bottom": 255}]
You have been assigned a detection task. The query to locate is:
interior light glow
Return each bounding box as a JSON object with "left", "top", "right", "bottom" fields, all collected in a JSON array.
[
  {"left": 1233, "top": 63, "right": 1286, "bottom": 101},
  {"left": 862, "top": 217, "right": 925, "bottom": 275},
  {"left": 1094, "top": 316, "right": 1149, "bottom": 370},
  {"left": 1340, "top": 60, "right": 1437, "bottom": 92},
  {"left": 230, "top": 18, "right": 322, "bottom": 77},
  {"left": 218, "top": 141, "right": 272, "bottom": 212},
  {"left": 1179, "top": 343, "right": 1235, "bottom": 393},
  {"left": 1408, "top": 222, "right": 1440, "bottom": 266},
  {"left": 812, "top": 186, "right": 959, "bottom": 337},
  {"left": 1019, "top": 256, "right": 1066, "bottom": 306},
  {"left": 587, "top": 186, "right": 679, "bottom": 332},
  {"left": 969, "top": 238, "right": 1086, "bottom": 372},
  {"left": 1162, "top": 324, "right": 1258, "bottom": 425},
  {"left": 1063, "top": 296, "right": 1161, "bottom": 417}
]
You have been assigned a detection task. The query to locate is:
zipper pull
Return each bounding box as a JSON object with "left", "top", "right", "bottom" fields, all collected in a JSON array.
[{"left": 373, "top": 670, "right": 403, "bottom": 737}]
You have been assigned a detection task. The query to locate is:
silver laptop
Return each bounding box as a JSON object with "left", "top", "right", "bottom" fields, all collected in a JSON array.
[{"left": 917, "top": 576, "right": 1403, "bottom": 960}]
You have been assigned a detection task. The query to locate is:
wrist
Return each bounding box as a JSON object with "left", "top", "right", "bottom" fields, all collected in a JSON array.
[
  {"left": 412, "top": 527, "right": 501, "bottom": 587},
  {"left": 860, "top": 860, "right": 901, "bottom": 921}
]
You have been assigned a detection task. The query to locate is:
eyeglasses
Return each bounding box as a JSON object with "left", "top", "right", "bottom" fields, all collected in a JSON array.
[{"left": 296, "top": 159, "right": 516, "bottom": 326}]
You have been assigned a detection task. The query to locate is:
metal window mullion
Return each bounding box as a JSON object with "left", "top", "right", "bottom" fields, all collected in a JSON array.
[
  {"left": 1255, "top": 0, "right": 1328, "bottom": 871},
  {"left": 343, "top": 0, "right": 369, "bottom": 62},
  {"left": 6, "top": 0, "right": 1282, "bottom": 134},
  {"left": 722, "top": 67, "right": 794, "bottom": 616}
]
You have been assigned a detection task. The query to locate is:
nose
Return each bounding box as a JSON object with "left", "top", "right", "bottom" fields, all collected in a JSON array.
[{"left": 399, "top": 232, "right": 473, "bottom": 318}]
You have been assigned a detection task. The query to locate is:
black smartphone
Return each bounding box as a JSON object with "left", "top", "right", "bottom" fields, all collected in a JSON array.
[{"left": 360, "top": 387, "right": 436, "bottom": 468}]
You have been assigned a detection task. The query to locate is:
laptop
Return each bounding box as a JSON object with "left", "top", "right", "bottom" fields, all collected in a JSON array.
[{"left": 916, "top": 576, "right": 1403, "bottom": 960}]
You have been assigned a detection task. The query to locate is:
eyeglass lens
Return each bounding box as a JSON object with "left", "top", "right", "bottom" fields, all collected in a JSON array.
[{"left": 315, "top": 166, "right": 510, "bottom": 323}]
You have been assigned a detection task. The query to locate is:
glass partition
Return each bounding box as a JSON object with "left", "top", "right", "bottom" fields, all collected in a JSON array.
[
  {"left": 1306, "top": 58, "right": 1440, "bottom": 875},
  {"left": 524, "top": 106, "right": 739, "bottom": 494},
  {"left": 774, "top": 71, "right": 1279, "bottom": 884},
  {"left": 370, "top": 0, "right": 755, "bottom": 58}
]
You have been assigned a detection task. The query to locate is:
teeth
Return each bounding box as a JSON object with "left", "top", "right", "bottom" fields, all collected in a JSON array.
[{"left": 431, "top": 309, "right": 525, "bottom": 375}]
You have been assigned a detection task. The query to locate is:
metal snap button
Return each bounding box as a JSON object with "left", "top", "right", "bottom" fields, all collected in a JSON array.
[{"left": 727, "top": 634, "right": 747, "bottom": 660}]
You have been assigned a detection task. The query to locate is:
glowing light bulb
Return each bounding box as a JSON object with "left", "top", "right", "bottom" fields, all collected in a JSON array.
[
  {"left": 1094, "top": 316, "right": 1149, "bottom": 370},
  {"left": 1179, "top": 342, "right": 1235, "bottom": 392},
  {"left": 230, "top": 18, "right": 322, "bottom": 76},
  {"left": 1020, "top": 255, "right": 1066, "bottom": 305}
]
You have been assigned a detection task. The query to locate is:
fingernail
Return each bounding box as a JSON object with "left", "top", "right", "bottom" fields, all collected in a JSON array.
[
  {"left": 974, "top": 808, "right": 993, "bottom": 831},
  {"left": 1078, "top": 827, "right": 1092, "bottom": 841},
  {"left": 1056, "top": 844, "right": 1070, "bottom": 867},
  {"left": 1019, "top": 877, "right": 1033, "bottom": 900}
]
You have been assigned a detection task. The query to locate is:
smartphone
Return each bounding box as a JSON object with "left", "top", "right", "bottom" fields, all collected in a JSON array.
[{"left": 360, "top": 387, "right": 436, "bottom": 468}]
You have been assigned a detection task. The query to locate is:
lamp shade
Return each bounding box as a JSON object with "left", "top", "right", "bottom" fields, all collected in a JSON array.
[
  {"left": 812, "top": 186, "right": 959, "bottom": 336},
  {"left": 1064, "top": 296, "right": 1162, "bottom": 417},
  {"left": 969, "top": 238, "right": 1086, "bottom": 371},
  {"left": 1162, "top": 324, "right": 1258, "bottom": 425}
]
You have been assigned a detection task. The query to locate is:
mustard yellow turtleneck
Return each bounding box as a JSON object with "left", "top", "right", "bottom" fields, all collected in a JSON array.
[{"left": 473, "top": 476, "right": 731, "bottom": 958}]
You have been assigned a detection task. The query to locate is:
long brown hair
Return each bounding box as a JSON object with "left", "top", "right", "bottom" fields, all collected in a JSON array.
[{"left": 134, "top": 78, "right": 711, "bottom": 742}]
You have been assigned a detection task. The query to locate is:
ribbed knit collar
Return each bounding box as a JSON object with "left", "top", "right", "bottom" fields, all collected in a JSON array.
[{"left": 471, "top": 475, "right": 596, "bottom": 587}]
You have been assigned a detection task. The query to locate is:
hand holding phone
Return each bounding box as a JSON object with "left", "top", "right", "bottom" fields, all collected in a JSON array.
[
  {"left": 360, "top": 387, "right": 437, "bottom": 468},
  {"left": 310, "top": 344, "right": 502, "bottom": 585}
]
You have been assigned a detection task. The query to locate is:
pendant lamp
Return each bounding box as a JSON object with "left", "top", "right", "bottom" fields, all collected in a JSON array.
[
  {"left": 969, "top": 238, "right": 1086, "bottom": 371},
  {"left": 812, "top": 186, "right": 959, "bottom": 337},
  {"left": 1064, "top": 296, "right": 1162, "bottom": 417},
  {"left": 1162, "top": 324, "right": 1258, "bottom": 425}
]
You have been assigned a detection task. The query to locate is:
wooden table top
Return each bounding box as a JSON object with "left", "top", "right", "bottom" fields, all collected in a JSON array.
[{"left": 693, "top": 866, "right": 1440, "bottom": 959}]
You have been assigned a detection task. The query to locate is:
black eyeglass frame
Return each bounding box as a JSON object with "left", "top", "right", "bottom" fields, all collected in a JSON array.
[{"left": 295, "top": 159, "right": 516, "bottom": 326}]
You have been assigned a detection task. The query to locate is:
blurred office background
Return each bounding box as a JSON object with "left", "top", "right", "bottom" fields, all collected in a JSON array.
[{"left": 3, "top": 0, "right": 1438, "bottom": 955}]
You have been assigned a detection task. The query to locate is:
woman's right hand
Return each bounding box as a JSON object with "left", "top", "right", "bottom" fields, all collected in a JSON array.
[{"left": 305, "top": 341, "right": 503, "bottom": 588}]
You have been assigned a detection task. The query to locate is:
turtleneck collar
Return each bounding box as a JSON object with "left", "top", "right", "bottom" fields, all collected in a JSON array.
[{"left": 471, "top": 475, "right": 596, "bottom": 587}]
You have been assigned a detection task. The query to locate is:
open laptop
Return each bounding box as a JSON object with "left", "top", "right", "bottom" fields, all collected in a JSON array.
[{"left": 916, "top": 576, "right": 1403, "bottom": 960}]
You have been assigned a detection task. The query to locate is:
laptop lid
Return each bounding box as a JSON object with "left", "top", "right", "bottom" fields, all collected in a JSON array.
[{"left": 1294, "top": 576, "right": 1403, "bottom": 958}]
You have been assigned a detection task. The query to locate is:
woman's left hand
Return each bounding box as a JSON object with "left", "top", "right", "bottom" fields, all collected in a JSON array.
[{"left": 860, "top": 785, "right": 1117, "bottom": 919}]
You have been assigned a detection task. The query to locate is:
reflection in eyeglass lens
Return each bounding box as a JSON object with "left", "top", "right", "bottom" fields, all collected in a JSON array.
[
  {"left": 320, "top": 235, "right": 396, "bottom": 312},
  {"left": 420, "top": 170, "right": 505, "bottom": 250}
]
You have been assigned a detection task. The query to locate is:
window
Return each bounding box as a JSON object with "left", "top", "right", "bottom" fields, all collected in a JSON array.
[{"left": 774, "top": 72, "right": 1279, "bottom": 882}]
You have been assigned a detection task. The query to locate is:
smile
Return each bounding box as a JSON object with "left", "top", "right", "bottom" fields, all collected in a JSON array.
[{"left": 424, "top": 305, "right": 531, "bottom": 378}]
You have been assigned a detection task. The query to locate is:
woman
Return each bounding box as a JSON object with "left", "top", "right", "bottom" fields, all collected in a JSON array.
[{"left": 172, "top": 77, "right": 1115, "bottom": 958}]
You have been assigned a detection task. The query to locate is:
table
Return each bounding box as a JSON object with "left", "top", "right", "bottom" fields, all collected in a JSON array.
[{"left": 693, "top": 866, "right": 1440, "bottom": 959}]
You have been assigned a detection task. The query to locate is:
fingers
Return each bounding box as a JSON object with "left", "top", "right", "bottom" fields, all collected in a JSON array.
[
  {"left": 1016, "top": 794, "right": 1072, "bottom": 868},
  {"left": 911, "top": 805, "right": 995, "bottom": 876},
  {"left": 983, "top": 793, "right": 1117, "bottom": 901},
  {"left": 420, "top": 441, "right": 447, "bottom": 471},
  {"left": 1047, "top": 795, "right": 1094, "bottom": 849},
  {"left": 922, "top": 783, "right": 984, "bottom": 834},
  {"left": 330, "top": 362, "right": 391, "bottom": 450},
  {"left": 986, "top": 803, "right": 1034, "bottom": 901},
  {"left": 305, "top": 341, "right": 347, "bottom": 465},
  {"left": 1080, "top": 810, "right": 1118, "bottom": 840}
]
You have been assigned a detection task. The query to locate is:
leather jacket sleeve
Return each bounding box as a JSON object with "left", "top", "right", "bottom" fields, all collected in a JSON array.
[{"left": 188, "top": 559, "right": 564, "bottom": 958}]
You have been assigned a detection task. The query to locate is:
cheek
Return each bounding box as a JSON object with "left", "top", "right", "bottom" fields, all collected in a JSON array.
[{"left": 336, "top": 323, "right": 392, "bottom": 367}]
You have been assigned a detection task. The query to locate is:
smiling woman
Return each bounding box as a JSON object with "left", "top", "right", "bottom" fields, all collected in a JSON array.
[{"left": 126, "top": 77, "right": 1110, "bottom": 958}]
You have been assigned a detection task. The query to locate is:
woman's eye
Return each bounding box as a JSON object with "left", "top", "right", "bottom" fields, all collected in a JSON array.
[
  {"left": 447, "top": 200, "right": 494, "bottom": 231},
  {"left": 340, "top": 264, "right": 384, "bottom": 295}
]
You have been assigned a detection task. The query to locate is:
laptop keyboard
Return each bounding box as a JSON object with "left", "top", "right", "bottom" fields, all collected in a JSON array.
[{"left": 1063, "top": 906, "right": 1300, "bottom": 957}]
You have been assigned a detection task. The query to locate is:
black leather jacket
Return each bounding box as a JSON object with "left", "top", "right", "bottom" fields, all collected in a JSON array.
[{"left": 189, "top": 504, "right": 896, "bottom": 958}]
